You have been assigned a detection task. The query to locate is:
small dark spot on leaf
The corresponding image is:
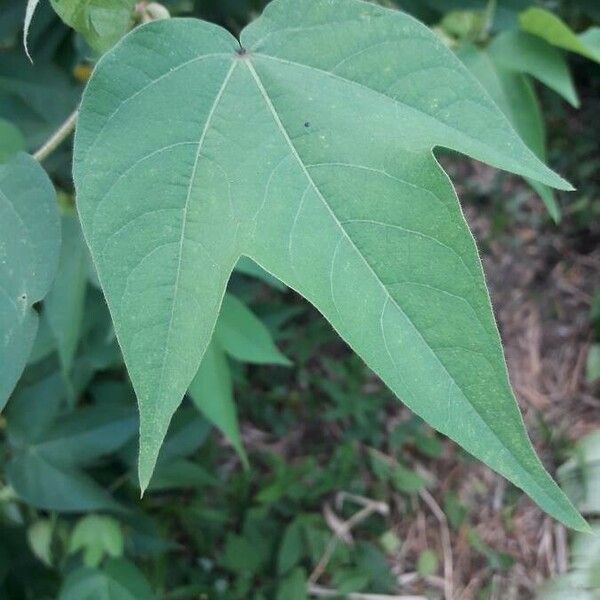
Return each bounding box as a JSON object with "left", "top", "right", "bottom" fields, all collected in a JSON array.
[{"left": 304, "top": 122, "right": 310, "bottom": 128}]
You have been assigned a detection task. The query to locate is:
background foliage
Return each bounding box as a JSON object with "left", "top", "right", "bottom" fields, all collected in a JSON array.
[{"left": 0, "top": 0, "right": 599, "bottom": 598}]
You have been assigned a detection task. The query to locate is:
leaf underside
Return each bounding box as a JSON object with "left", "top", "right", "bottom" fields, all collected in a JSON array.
[{"left": 74, "top": 0, "right": 585, "bottom": 529}]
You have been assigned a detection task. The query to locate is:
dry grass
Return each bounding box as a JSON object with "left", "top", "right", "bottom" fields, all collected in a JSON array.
[{"left": 381, "top": 165, "right": 600, "bottom": 599}]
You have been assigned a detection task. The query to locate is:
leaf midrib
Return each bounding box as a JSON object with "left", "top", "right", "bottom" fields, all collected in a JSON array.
[
  {"left": 78, "top": 37, "right": 562, "bottom": 513},
  {"left": 249, "top": 52, "right": 568, "bottom": 190},
  {"left": 154, "top": 61, "right": 237, "bottom": 409},
  {"left": 243, "top": 58, "right": 561, "bottom": 512}
]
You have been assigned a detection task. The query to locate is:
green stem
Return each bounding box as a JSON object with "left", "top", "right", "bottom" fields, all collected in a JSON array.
[{"left": 33, "top": 109, "right": 78, "bottom": 162}]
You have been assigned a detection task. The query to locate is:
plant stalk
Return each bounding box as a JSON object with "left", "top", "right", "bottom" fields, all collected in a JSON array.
[{"left": 33, "top": 109, "right": 78, "bottom": 162}]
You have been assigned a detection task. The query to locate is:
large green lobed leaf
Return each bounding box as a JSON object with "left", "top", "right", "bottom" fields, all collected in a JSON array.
[{"left": 74, "top": 0, "right": 586, "bottom": 529}]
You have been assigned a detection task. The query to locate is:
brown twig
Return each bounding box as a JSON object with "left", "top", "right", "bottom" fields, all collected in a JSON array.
[
  {"left": 309, "top": 494, "right": 388, "bottom": 586},
  {"left": 419, "top": 488, "right": 454, "bottom": 600}
]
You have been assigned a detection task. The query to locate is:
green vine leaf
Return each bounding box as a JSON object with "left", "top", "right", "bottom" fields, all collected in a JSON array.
[
  {"left": 0, "top": 119, "right": 26, "bottom": 163},
  {"left": 0, "top": 153, "right": 60, "bottom": 410},
  {"left": 45, "top": 212, "right": 89, "bottom": 375},
  {"left": 489, "top": 30, "right": 579, "bottom": 108},
  {"left": 215, "top": 293, "right": 290, "bottom": 366},
  {"left": 457, "top": 44, "right": 560, "bottom": 221},
  {"left": 189, "top": 338, "right": 247, "bottom": 466},
  {"left": 50, "top": 0, "right": 136, "bottom": 54},
  {"left": 58, "top": 559, "right": 155, "bottom": 600},
  {"left": 74, "top": 0, "right": 586, "bottom": 529},
  {"left": 520, "top": 7, "right": 600, "bottom": 64}
]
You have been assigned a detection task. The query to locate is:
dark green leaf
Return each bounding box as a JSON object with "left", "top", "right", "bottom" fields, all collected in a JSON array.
[
  {"left": 45, "top": 212, "right": 89, "bottom": 374},
  {"left": 0, "top": 118, "right": 25, "bottom": 163},
  {"left": 489, "top": 31, "right": 579, "bottom": 107},
  {"left": 0, "top": 153, "right": 60, "bottom": 410},
  {"left": 215, "top": 293, "right": 291, "bottom": 366},
  {"left": 58, "top": 559, "right": 155, "bottom": 600},
  {"left": 50, "top": 0, "right": 136, "bottom": 54},
  {"left": 520, "top": 8, "right": 600, "bottom": 63},
  {"left": 188, "top": 338, "right": 247, "bottom": 464},
  {"left": 276, "top": 567, "right": 308, "bottom": 600},
  {"left": 457, "top": 44, "right": 560, "bottom": 221}
]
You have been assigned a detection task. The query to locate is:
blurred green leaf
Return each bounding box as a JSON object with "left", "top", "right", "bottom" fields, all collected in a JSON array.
[
  {"left": 520, "top": 8, "right": 600, "bottom": 63},
  {"left": 368, "top": 448, "right": 424, "bottom": 494},
  {"left": 277, "top": 519, "right": 304, "bottom": 575},
  {"left": 188, "top": 339, "right": 247, "bottom": 465},
  {"left": 537, "top": 522, "right": 600, "bottom": 600},
  {"left": 235, "top": 255, "right": 287, "bottom": 290},
  {"left": 585, "top": 345, "right": 600, "bottom": 383},
  {"left": 391, "top": 462, "right": 425, "bottom": 494},
  {"left": 443, "top": 491, "right": 467, "bottom": 530},
  {"left": 28, "top": 312, "right": 56, "bottom": 364},
  {"left": 414, "top": 430, "right": 443, "bottom": 458},
  {"left": 120, "top": 407, "right": 213, "bottom": 490},
  {"left": 147, "top": 458, "right": 218, "bottom": 491},
  {"left": 417, "top": 549, "right": 439, "bottom": 576},
  {"left": 154, "top": 408, "right": 211, "bottom": 464},
  {"left": 69, "top": 514, "right": 124, "bottom": 567},
  {"left": 440, "top": 10, "right": 487, "bottom": 41},
  {"left": 45, "top": 212, "right": 88, "bottom": 375},
  {"left": 58, "top": 559, "right": 155, "bottom": 600},
  {"left": 558, "top": 429, "right": 600, "bottom": 514},
  {"left": 379, "top": 530, "right": 401, "bottom": 554},
  {"left": 0, "top": 118, "right": 25, "bottom": 163},
  {"left": 467, "top": 528, "right": 514, "bottom": 570},
  {"left": 490, "top": 31, "right": 579, "bottom": 107},
  {"left": 222, "top": 533, "right": 267, "bottom": 576},
  {"left": 276, "top": 567, "right": 308, "bottom": 600},
  {"left": 27, "top": 519, "right": 54, "bottom": 567},
  {"left": 0, "top": 153, "right": 61, "bottom": 410},
  {"left": 6, "top": 391, "right": 136, "bottom": 511},
  {"left": 457, "top": 44, "right": 560, "bottom": 221},
  {"left": 0, "top": 53, "right": 79, "bottom": 147},
  {"left": 216, "top": 294, "right": 291, "bottom": 366},
  {"left": 50, "top": 0, "right": 136, "bottom": 54},
  {"left": 333, "top": 569, "right": 370, "bottom": 594}
]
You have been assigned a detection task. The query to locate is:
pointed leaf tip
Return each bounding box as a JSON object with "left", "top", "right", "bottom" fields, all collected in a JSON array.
[
  {"left": 23, "top": 0, "right": 41, "bottom": 63},
  {"left": 75, "top": 0, "right": 586, "bottom": 529}
]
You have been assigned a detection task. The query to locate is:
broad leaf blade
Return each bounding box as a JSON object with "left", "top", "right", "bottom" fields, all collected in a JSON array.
[
  {"left": 75, "top": 21, "right": 244, "bottom": 490},
  {"left": 74, "top": 0, "right": 585, "bottom": 530},
  {"left": 0, "top": 153, "right": 60, "bottom": 410}
]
